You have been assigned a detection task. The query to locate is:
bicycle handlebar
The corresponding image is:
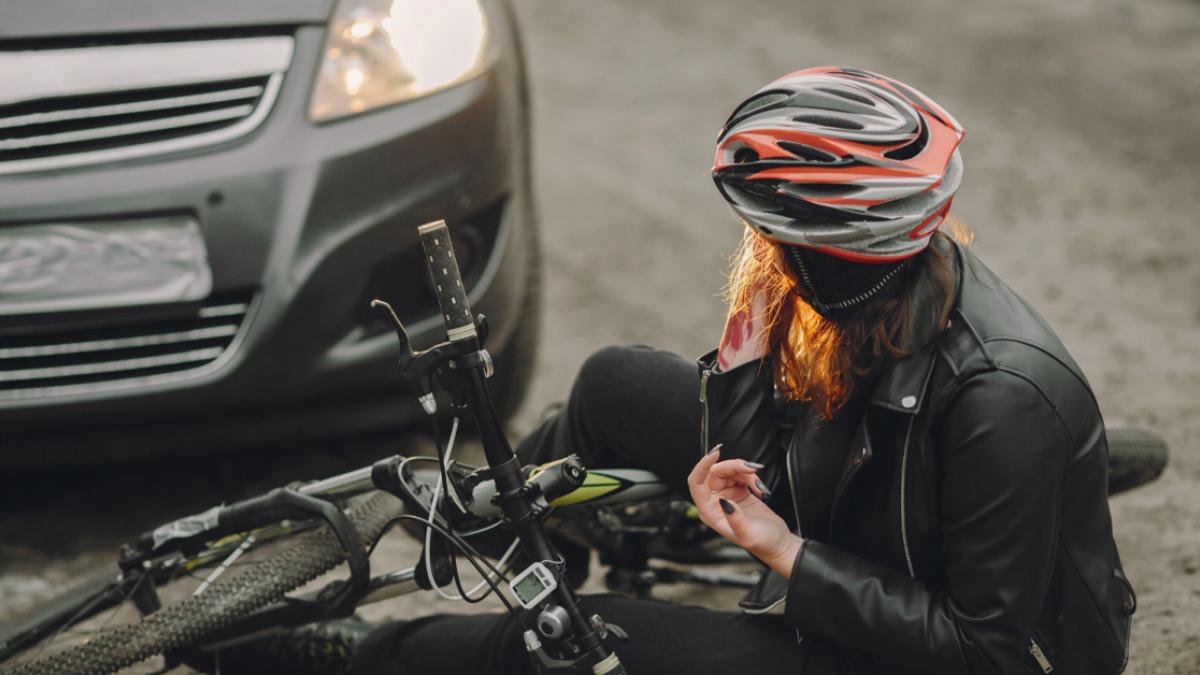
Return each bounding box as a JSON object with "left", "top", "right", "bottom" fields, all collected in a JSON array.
[{"left": 417, "top": 219, "right": 477, "bottom": 342}]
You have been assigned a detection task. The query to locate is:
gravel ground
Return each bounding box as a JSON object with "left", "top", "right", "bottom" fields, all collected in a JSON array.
[{"left": 2, "top": 0, "right": 1199, "bottom": 673}]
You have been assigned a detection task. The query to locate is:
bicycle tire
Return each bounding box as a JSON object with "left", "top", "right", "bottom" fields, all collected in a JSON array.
[
  {"left": 1106, "top": 427, "right": 1169, "bottom": 496},
  {"left": 1, "top": 491, "right": 404, "bottom": 675}
]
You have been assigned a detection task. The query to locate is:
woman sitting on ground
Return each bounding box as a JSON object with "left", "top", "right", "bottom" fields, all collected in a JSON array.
[{"left": 215, "top": 66, "right": 1136, "bottom": 675}]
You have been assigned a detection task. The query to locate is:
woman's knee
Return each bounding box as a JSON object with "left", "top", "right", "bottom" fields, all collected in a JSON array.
[
  {"left": 575, "top": 346, "right": 646, "bottom": 397},
  {"left": 572, "top": 344, "right": 696, "bottom": 420}
]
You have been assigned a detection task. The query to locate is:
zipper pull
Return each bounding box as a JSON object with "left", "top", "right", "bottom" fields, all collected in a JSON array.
[
  {"left": 699, "top": 367, "right": 713, "bottom": 456},
  {"left": 1029, "top": 637, "right": 1053, "bottom": 673}
]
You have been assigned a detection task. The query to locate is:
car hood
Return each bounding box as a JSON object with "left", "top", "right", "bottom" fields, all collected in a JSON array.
[{"left": 0, "top": 0, "right": 333, "bottom": 40}]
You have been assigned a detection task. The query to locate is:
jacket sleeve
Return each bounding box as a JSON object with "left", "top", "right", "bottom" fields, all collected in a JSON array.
[
  {"left": 782, "top": 370, "right": 1070, "bottom": 675},
  {"left": 696, "top": 349, "right": 780, "bottom": 468}
]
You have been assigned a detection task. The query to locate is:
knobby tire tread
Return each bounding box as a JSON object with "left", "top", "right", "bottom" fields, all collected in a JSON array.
[
  {"left": 1106, "top": 428, "right": 1169, "bottom": 496},
  {"left": 1, "top": 491, "right": 404, "bottom": 675}
]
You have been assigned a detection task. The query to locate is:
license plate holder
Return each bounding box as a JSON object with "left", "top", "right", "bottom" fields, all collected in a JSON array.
[{"left": 0, "top": 214, "right": 213, "bottom": 316}]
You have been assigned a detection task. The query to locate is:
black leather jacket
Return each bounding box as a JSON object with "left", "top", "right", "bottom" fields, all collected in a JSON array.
[{"left": 697, "top": 239, "right": 1135, "bottom": 675}]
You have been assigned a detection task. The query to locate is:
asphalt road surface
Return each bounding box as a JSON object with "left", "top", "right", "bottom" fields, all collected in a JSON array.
[{"left": 2, "top": 0, "right": 1199, "bottom": 673}]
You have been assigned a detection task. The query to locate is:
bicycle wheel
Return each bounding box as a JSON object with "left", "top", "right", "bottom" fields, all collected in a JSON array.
[
  {"left": 0, "top": 491, "right": 404, "bottom": 675},
  {"left": 1107, "top": 427, "right": 1169, "bottom": 496}
]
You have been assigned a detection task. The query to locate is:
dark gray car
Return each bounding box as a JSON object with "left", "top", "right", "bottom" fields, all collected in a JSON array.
[{"left": 0, "top": 0, "right": 539, "bottom": 468}]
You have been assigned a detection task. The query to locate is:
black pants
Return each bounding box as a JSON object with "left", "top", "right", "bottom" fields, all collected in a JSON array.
[{"left": 353, "top": 346, "right": 834, "bottom": 674}]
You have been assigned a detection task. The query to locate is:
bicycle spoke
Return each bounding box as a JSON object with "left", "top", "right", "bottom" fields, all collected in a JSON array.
[
  {"left": 193, "top": 535, "right": 256, "bottom": 596},
  {"left": 95, "top": 573, "right": 148, "bottom": 634}
]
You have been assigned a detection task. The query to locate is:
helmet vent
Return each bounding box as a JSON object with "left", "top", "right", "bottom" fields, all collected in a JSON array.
[
  {"left": 882, "top": 119, "right": 929, "bottom": 160},
  {"left": 721, "top": 181, "right": 782, "bottom": 212},
  {"left": 785, "top": 183, "right": 863, "bottom": 198},
  {"left": 733, "top": 147, "right": 760, "bottom": 164},
  {"left": 816, "top": 86, "right": 873, "bottom": 106},
  {"left": 793, "top": 114, "right": 863, "bottom": 130},
  {"left": 727, "top": 90, "right": 791, "bottom": 125},
  {"left": 777, "top": 141, "right": 837, "bottom": 163},
  {"left": 837, "top": 67, "right": 873, "bottom": 79}
]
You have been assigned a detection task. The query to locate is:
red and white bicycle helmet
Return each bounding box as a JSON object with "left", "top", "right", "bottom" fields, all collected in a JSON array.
[{"left": 712, "top": 66, "right": 965, "bottom": 262}]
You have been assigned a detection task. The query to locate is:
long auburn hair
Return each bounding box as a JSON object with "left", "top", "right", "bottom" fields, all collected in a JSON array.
[{"left": 724, "top": 216, "right": 971, "bottom": 419}]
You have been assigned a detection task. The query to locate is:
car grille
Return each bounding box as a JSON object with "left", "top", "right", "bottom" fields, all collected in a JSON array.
[
  {"left": 0, "top": 77, "right": 272, "bottom": 166},
  {"left": 0, "top": 36, "right": 293, "bottom": 174},
  {"left": 0, "top": 292, "right": 255, "bottom": 401}
]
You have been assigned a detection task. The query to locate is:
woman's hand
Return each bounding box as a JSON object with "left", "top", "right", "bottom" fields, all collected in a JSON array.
[{"left": 687, "top": 445, "right": 803, "bottom": 577}]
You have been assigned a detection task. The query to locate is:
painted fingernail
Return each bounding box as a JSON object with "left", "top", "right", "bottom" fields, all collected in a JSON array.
[
  {"left": 744, "top": 461, "right": 764, "bottom": 470},
  {"left": 719, "top": 498, "right": 735, "bottom": 514},
  {"left": 708, "top": 444, "right": 723, "bottom": 456},
  {"left": 755, "top": 478, "right": 771, "bottom": 497}
]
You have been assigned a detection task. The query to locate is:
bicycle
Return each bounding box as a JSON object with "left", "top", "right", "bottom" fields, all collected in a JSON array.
[{"left": 0, "top": 221, "right": 1169, "bottom": 675}]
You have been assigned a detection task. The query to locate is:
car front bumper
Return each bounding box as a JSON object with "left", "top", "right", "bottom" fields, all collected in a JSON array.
[{"left": 0, "top": 18, "right": 537, "bottom": 467}]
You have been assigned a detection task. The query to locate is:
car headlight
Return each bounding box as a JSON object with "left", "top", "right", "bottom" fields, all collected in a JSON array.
[{"left": 310, "top": 0, "right": 493, "bottom": 122}]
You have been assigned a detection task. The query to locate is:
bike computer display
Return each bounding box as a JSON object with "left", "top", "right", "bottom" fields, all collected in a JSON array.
[{"left": 509, "top": 562, "right": 557, "bottom": 609}]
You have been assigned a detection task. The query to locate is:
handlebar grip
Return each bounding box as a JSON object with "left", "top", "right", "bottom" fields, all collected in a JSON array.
[
  {"left": 531, "top": 456, "right": 587, "bottom": 503},
  {"left": 418, "top": 219, "right": 476, "bottom": 342}
]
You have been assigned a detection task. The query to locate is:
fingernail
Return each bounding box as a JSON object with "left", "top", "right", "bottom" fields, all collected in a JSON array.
[
  {"left": 719, "top": 498, "right": 735, "bottom": 514},
  {"left": 744, "top": 461, "right": 764, "bottom": 470},
  {"left": 755, "top": 478, "right": 771, "bottom": 497},
  {"left": 708, "top": 444, "right": 723, "bottom": 456}
]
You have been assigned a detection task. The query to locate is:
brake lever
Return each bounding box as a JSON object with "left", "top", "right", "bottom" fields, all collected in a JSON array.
[
  {"left": 371, "top": 299, "right": 415, "bottom": 370},
  {"left": 371, "top": 297, "right": 477, "bottom": 415},
  {"left": 372, "top": 298, "right": 434, "bottom": 412}
]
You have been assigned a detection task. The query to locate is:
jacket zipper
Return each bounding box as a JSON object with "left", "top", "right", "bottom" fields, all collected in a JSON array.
[
  {"left": 786, "top": 444, "right": 806, "bottom": 645},
  {"left": 1114, "top": 568, "right": 1135, "bottom": 671},
  {"left": 786, "top": 448, "right": 803, "bottom": 536},
  {"left": 819, "top": 259, "right": 911, "bottom": 310},
  {"left": 899, "top": 417, "right": 916, "bottom": 579},
  {"left": 899, "top": 417, "right": 1055, "bottom": 672},
  {"left": 896, "top": 419, "right": 1056, "bottom": 674},
  {"left": 1029, "top": 637, "right": 1053, "bottom": 673},
  {"left": 699, "top": 367, "right": 713, "bottom": 456},
  {"left": 788, "top": 248, "right": 910, "bottom": 311}
]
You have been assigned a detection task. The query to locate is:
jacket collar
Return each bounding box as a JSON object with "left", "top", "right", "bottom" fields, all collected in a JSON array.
[{"left": 868, "top": 237, "right": 962, "bottom": 415}]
